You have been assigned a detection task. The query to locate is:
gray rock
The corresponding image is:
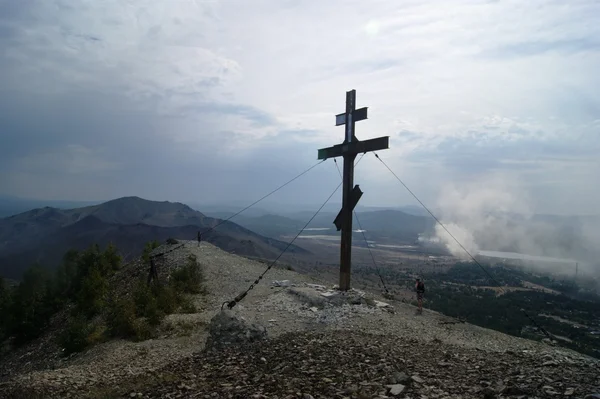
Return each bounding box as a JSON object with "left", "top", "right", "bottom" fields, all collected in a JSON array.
[
  {"left": 482, "top": 387, "right": 497, "bottom": 399},
  {"left": 289, "top": 287, "right": 328, "bottom": 308},
  {"left": 502, "top": 384, "right": 532, "bottom": 396},
  {"left": 411, "top": 375, "right": 425, "bottom": 384},
  {"left": 204, "top": 310, "right": 267, "bottom": 352},
  {"left": 543, "top": 360, "right": 559, "bottom": 367},
  {"left": 386, "top": 384, "right": 406, "bottom": 396},
  {"left": 389, "top": 372, "right": 411, "bottom": 385}
]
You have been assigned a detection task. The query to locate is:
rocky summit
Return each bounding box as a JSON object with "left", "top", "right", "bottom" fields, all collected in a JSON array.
[
  {"left": 139, "top": 330, "right": 600, "bottom": 399},
  {"left": 1, "top": 241, "right": 599, "bottom": 398}
]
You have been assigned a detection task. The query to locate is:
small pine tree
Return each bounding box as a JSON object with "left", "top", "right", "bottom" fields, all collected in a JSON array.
[
  {"left": 10, "top": 265, "right": 55, "bottom": 343},
  {"left": 103, "top": 243, "right": 122, "bottom": 271},
  {"left": 155, "top": 283, "right": 178, "bottom": 314},
  {"left": 60, "top": 315, "right": 92, "bottom": 355},
  {"left": 0, "top": 277, "right": 12, "bottom": 340},
  {"left": 133, "top": 279, "right": 154, "bottom": 316},
  {"left": 171, "top": 255, "right": 206, "bottom": 295},
  {"left": 106, "top": 295, "right": 137, "bottom": 338},
  {"left": 142, "top": 240, "right": 161, "bottom": 263},
  {"left": 76, "top": 266, "right": 109, "bottom": 318}
]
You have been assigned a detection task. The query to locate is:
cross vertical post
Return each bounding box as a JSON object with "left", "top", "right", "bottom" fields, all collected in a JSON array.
[
  {"left": 317, "top": 89, "right": 390, "bottom": 291},
  {"left": 340, "top": 90, "right": 357, "bottom": 290}
]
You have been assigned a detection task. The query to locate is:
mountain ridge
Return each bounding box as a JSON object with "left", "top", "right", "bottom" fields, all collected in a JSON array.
[{"left": 0, "top": 197, "right": 307, "bottom": 279}]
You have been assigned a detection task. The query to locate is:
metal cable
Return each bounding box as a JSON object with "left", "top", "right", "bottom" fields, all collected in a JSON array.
[
  {"left": 373, "top": 152, "right": 553, "bottom": 340},
  {"left": 223, "top": 164, "right": 343, "bottom": 310},
  {"left": 199, "top": 159, "right": 327, "bottom": 240}
]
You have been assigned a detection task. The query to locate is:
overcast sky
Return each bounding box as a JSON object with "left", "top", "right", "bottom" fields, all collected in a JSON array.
[{"left": 0, "top": 0, "right": 598, "bottom": 215}]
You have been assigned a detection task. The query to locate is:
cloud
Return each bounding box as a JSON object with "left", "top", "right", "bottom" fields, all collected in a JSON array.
[
  {"left": 429, "top": 173, "right": 600, "bottom": 277},
  {"left": 14, "top": 145, "right": 120, "bottom": 175},
  {"left": 0, "top": 0, "right": 598, "bottom": 217}
]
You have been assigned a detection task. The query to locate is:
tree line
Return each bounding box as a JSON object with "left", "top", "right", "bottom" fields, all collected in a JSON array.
[{"left": 0, "top": 239, "right": 206, "bottom": 355}]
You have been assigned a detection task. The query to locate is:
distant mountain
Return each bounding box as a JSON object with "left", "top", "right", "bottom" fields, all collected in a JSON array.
[
  {"left": 216, "top": 208, "right": 436, "bottom": 245},
  {"left": 350, "top": 210, "right": 435, "bottom": 234},
  {"left": 206, "top": 213, "right": 306, "bottom": 239},
  {"left": 189, "top": 203, "right": 272, "bottom": 218},
  {"left": 0, "top": 195, "right": 101, "bottom": 218},
  {"left": 0, "top": 197, "right": 307, "bottom": 279}
]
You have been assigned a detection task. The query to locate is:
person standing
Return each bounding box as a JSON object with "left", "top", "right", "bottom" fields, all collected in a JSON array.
[{"left": 415, "top": 278, "right": 425, "bottom": 314}]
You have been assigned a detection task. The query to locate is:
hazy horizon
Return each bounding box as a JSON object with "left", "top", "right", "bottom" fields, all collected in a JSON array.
[
  {"left": 1, "top": 0, "right": 599, "bottom": 269},
  {"left": 1, "top": 0, "right": 599, "bottom": 217},
  {"left": 2, "top": 194, "right": 600, "bottom": 219}
]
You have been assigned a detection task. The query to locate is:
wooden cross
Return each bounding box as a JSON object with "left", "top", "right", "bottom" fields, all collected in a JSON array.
[{"left": 317, "top": 89, "right": 389, "bottom": 291}]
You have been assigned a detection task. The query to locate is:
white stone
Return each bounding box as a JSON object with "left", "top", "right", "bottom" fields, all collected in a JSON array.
[
  {"left": 374, "top": 300, "right": 391, "bottom": 308},
  {"left": 386, "top": 384, "right": 406, "bottom": 396},
  {"left": 272, "top": 280, "right": 292, "bottom": 287},
  {"left": 320, "top": 291, "right": 337, "bottom": 297}
]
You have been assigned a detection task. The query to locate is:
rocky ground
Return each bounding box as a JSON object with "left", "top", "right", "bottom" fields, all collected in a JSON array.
[
  {"left": 118, "top": 330, "right": 600, "bottom": 399},
  {"left": 1, "top": 241, "right": 599, "bottom": 398}
]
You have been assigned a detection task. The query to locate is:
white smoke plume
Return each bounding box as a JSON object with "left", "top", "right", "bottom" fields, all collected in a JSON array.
[
  {"left": 433, "top": 175, "right": 531, "bottom": 258},
  {"left": 431, "top": 174, "right": 600, "bottom": 278}
]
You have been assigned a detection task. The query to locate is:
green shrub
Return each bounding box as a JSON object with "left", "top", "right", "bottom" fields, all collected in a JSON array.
[
  {"left": 133, "top": 280, "right": 172, "bottom": 324},
  {"left": 131, "top": 319, "right": 154, "bottom": 341},
  {"left": 178, "top": 296, "right": 197, "bottom": 314},
  {"left": 61, "top": 316, "right": 92, "bottom": 355},
  {"left": 76, "top": 266, "right": 109, "bottom": 318},
  {"left": 133, "top": 280, "right": 154, "bottom": 316},
  {"left": 0, "top": 277, "right": 13, "bottom": 340},
  {"left": 171, "top": 255, "right": 206, "bottom": 295},
  {"left": 142, "top": 240, "right": 161, "bottom": 263},
  {"left": 86, "top": 324, "right": 106, "bottom": 346},
  {"left": 155, "top": 284, "right": 178, "bottom": 315},
  {"left": 103, "top": 243, "right": 123, "bottom": 271},
  {"left": 9, "top": 266, "right": 56, "bottom": 344},
  {"left": 106, "top": 296, "right": 138, "bottom": 338},
  {"left": 145, "top": 302, "right": 165, "bottom": 326}
]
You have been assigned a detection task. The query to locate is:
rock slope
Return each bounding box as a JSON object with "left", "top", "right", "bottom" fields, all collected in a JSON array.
[
  {"left": 125, "top": 330, "right": 600, "bottom": 399},
  {"left": 1, "top": 241, "right": 599, "bottom": 398}
]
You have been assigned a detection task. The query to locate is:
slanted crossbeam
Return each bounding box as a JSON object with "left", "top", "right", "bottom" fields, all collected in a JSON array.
[{"left": 317, "top": 89, "right": 389, "bottom": 291}]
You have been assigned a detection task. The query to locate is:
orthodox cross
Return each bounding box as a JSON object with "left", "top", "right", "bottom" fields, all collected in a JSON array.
[{"left": 317, "top": 89, "right": 389, "bottom": 291}]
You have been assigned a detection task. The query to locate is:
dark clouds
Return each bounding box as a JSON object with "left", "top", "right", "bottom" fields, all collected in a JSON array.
[{"left": 0, "top": 0, "right": 598, "bottom": 215}]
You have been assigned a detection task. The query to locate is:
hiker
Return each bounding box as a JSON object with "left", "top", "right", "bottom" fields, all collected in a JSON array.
[{"left": 415, "top": 278, "right": 425, "bottom": 313}]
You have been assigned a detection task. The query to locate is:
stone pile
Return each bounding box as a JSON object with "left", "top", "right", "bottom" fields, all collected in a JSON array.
[
  {"left": 204, "top": 310, "right": 268, "bottom": 352},
  {"left": 274, "top": 281, "right": 395, "bottom": 312}
]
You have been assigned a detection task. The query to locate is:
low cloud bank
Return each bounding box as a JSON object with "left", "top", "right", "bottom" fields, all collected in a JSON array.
[{"left": 430, "top": 176, "right": 600, "bottom": 278}]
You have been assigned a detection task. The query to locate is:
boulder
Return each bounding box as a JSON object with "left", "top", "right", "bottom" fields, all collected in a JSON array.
[{"left": 204, "top": 310, "right": 267, "bottom": 352}]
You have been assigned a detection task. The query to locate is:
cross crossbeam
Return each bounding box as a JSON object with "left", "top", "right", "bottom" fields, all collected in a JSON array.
[{"left": 317, "top": 89, "right": 389, "bottom": 291}]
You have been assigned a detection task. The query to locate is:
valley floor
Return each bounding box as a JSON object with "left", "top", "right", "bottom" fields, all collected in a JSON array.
[{"left": 1, "top": 241, "right": 599, "bottom": 398}]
